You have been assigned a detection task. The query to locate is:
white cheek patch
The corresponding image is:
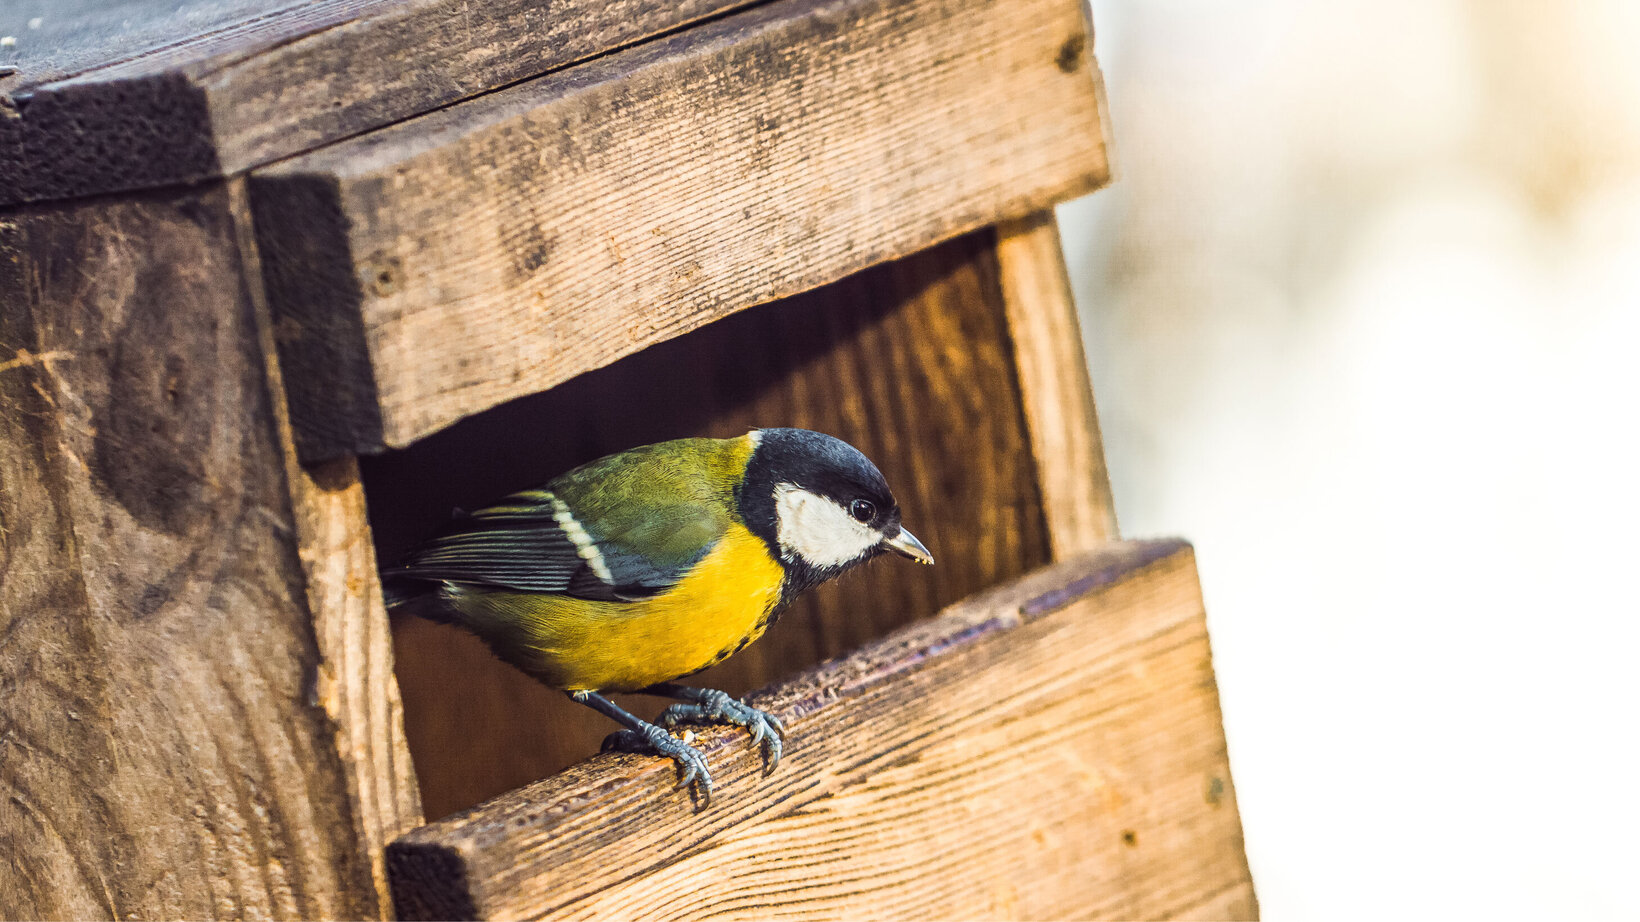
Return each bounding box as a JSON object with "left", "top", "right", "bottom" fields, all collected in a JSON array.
[{"left": 773, "top": 484, "right": 881, "bottom": 568}]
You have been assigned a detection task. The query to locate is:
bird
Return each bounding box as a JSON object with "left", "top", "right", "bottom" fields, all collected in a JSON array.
[{"left": 381, "top": 427, "right": 933, "bottom": 804}]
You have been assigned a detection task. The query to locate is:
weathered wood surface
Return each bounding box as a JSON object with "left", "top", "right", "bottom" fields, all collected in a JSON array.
[
  {"left": 231, "top": 177, "right": 427, "bottom": 912},
  {"left": 997, "top": 210, "right": 1119, "bottom": 552},
  {"left": 0, "top": 0, "right": 755, "bottom": 204},
  {"left": 0, "top": 185, "right": 411, "bottom": 918},
  {"left": 249, "top": 0, "right": 1111, "bottom": 461},
  {"left": 281, "top": 457, "right": 427, "bottom": 913},
  {"left": 387, "top": 540, "right": 1257, "bottom": 921},
  {"left": 371, "top": 228, "right": 1056, "bottom": 820}
]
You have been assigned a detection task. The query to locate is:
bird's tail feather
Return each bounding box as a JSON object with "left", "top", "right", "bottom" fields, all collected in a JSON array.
[{"left": 380, "top": 574, "right": 456, "bottom": 624}]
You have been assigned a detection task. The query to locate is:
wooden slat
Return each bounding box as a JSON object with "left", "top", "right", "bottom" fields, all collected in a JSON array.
[
  {"left": 997, "top": 210, "right": 1120, "bottom": 553},
  {"left": 229, "top": 177, "right": 427, "bottom": 913},
  {"left": 283, "top": 456, "right": 427, "bottom": 914},
  {"left": 371, "top": 227, "right": 1055, "bottom": 820},
  {"left": 0, "top": 185, "right": 389, "bottom": 917},
  {"left": 385, "top": 541, "right": 1257, "bottom": 921},
  {"left": 0, "top": 0, "right": 755, "bottom": 204},
  {"left": 247, "top": 0, "right": 1111, "bottom": 461}
]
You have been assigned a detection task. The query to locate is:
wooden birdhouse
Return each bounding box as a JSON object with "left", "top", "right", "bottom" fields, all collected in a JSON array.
[{"left": 0, "top": 0, "right": 1255, "bottom": 918}]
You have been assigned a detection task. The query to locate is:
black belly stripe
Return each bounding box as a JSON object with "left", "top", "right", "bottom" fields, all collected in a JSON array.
[{"left": 698, "top": 597, "right": 788, "bottom": 670}]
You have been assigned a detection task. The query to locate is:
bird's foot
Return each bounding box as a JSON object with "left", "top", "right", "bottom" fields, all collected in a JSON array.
[
  {"left": 601, "top": 723, "right": 713, "bottom": 806},
  {"left": 657, "top": 689, "right": 786, "bottom": 776}
]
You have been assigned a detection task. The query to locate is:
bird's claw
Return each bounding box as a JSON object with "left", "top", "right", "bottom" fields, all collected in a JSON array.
[
  {"left": 601, "top": 725, "right": 714, "bottom": 806},
  {"left": 658, "top": 691, "right": 786, "bottom": 776}
]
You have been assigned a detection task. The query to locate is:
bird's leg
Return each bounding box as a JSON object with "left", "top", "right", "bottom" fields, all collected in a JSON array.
[
  {"left": 571, "top": 690, "right": 713, "bottom": 806},
  {"left": 641, "top": 683, "right": 786, "bottom": 776}
]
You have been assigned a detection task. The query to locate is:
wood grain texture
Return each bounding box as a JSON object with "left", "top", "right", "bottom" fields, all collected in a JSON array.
[
  {"left": 229, "top": 176, "right": 427, "bottom": 915},
  {"left": 369, "top": 228, "right": 1056, "bottom": 820},
  {"left": 997, "top": 210, "right": 1119, "bottom": 552},
  {"left": 0, "top": 0, "right": 755, "bottom": 204},
  {"left": 0, "top": 186, "right": 387, "bottom": 918},
  {"left": 386, "top": 541, "right": 1258, "bottom": 921},
  {"left": 249, "top": 0, "right": 1111, "bottom": 461},
  {"left": 286, "top": 457, "right": 426, "bottom": 916}
]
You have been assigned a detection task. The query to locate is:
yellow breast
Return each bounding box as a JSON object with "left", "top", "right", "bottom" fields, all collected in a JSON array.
[{"left": 455, "top": 522, "right": 786, "bottom": 692}]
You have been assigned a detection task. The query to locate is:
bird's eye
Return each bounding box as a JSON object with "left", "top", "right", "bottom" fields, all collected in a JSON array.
[{"left": 850, "top": 499, "right": 876, "bottom": 523}]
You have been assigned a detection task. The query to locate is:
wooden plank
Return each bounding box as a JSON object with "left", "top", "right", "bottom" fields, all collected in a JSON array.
[
  {"left": 370, "top": 227, "right": 1056, "bottom": 820},
  {"left": 997, "top": 210, "right": 1120, "bottom": 552},
  {"left": 229, "top": 177, "right": 427, "bottom": 912},
  {"left": 248, "top": 0, "right": 1111, "bottom": 461},
  {"left": 385, "top": 541, "right": 1258, "bottom": 921},
  {"left": 0, "top": 184, "right": 406, "bottom": 918},
  {"left": 0, "top": 0, "right": 755, "bottom": 204},
  {"left": 284, "top": 457, "right": 427, "bottom": 914}
]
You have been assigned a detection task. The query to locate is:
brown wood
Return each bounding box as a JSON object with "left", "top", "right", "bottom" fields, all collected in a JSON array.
[
  {"left": 997, "top": 210, "right": 1120, "bottom": 552},
  {"left": 0, "top": 184, "right": 409, "bottom": 918},
  {"left": 0, "top": 0, "right": 756, "bottom": 204},
  {"left": 372, "top": 227, "right": 1057, "bottom": 820},
  {"left": 248, "top": 0, "right": 1111, "bottom": 461},
  {"left": 282, "top": 456, "right": 427, "bottom": 914},
  {"left": 229, "top": 177, "right": 427, "bottom": 913},
  {"left": 386, "top": 541, "right": 1257, "bottom": 921}
]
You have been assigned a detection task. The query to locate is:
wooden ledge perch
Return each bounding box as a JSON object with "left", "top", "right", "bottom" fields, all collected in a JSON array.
[{"left": 387, "top": 540, "right": 1257, "bottom": 921}]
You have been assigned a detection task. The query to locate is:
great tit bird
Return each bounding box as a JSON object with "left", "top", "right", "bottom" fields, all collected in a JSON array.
[{"left": 382, "top": 427, "right": 933, "bottom": 804}]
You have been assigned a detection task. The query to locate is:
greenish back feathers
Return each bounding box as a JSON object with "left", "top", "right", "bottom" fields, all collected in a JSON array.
[{"left": 383, "top": 437, "right": 756, "bottom": 606}]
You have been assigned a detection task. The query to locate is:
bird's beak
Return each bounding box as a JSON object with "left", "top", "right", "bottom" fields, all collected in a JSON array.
[{"left": 882, "top": 528, "right": 934, "bottom": 565}]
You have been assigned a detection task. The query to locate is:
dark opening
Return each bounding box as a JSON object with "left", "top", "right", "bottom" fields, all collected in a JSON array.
[{"left": 361, "top": 229, "right": 1053, "bottom": 819}]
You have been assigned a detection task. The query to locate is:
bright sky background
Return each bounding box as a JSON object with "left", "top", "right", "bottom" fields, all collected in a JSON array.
[{"left": 1057, "top": 1, "right": 1640, "bottom": 917}]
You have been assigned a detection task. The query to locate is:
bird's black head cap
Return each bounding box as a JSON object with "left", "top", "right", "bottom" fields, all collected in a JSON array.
[{"left": 737, "top": 428, "right": 903, "bottom": 598}]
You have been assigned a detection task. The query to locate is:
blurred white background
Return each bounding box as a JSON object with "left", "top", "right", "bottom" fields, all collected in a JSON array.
[{"left": 1056, "top": 0, "right": 1640, "bottom": 918}]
